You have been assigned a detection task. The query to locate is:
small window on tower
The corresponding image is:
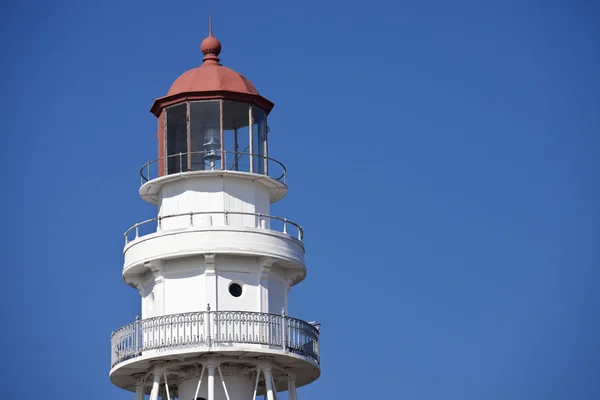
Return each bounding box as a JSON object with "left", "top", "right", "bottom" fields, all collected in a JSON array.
[{"left": 229, "top": 283, "right": 243, "bottom": 297}]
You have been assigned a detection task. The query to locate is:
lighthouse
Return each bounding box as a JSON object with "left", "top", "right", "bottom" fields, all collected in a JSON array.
[{"left": 109, "top": 19, "right": 320, "bottom": 400}]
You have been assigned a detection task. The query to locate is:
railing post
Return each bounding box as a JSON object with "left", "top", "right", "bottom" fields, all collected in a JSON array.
[
  {"left": 147, "top": 163, "right": 150, "bottom": 182},
  {"left": 281, "top": 308, "right": 287, "bottom": 352},
  {"left": 299, "top": 229, "right": 303, "bottom": 241},
  {"left": 158, "top": 216, "right": 162, "bottom": 231},
  {"left": 189, "top": 211, "right": 194, "bottom": 227},
  {"left": 135, "top": 225, "right": 139, "bottom": 239},
  {"left": 110, "top": 331, "right": 115, "bottom": 366},
  {"left": 283, "top": 218, "right": 288, "bottom": 235},
  {"left": 134, "top": 314, "right": 140, "bottom": 356},
  {"left": 224, "top": 211, "right": 229, "bottom": 226},
  {"left": 179, "top": 152, "right": 183, "bottom": 173},
  {"left": 206, "top": 303, "right": 212, "bottom": 347},
  {"left": 124, "top": 233, "right": 128, "bottom": 246}
]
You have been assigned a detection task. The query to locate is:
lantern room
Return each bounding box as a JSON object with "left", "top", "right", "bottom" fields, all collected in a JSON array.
[{"left": 149, "top": 24, "right": 275, "bottom": 179}]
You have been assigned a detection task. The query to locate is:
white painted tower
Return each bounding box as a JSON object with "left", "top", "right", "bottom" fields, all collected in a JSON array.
[{"left": 109, "top": 20, "right": 320, "bottom": 400}]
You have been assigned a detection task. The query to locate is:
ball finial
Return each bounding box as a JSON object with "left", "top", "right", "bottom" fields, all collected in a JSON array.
[{"left": 201, "top": 10, "right": 221, "bottom": 64}]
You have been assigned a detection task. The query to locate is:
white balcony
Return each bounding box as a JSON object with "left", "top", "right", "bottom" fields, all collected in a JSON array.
[
  {"left": 122, "top": 211, "right": 306, "bottom": 279},
  {"left": 139, "top": 151, "right": 289, "bottom": 204},
  {"left": 110, "top": 310, "right": 320, "bottom": 368}
]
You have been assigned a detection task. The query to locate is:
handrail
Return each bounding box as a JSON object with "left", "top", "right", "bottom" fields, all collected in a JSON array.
[
  {"left": 124, "top": 211, "right": 304, "bottom": 244},
  {"left": 139, "top": 151, "right": 287, "bottom": 185},
  {"left": 110, "top": 310, "right": 320, "bottom": 368}
]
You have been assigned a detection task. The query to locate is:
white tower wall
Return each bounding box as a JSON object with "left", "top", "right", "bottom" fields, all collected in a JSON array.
[
  {"left": 158, "top": 176, "right": 272, "bottom": 231},
  {"left": 138, "top": 254, "right": 290, "bottom": 320}
]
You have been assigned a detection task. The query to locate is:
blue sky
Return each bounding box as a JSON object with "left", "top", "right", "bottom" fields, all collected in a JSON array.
[{"left": 1, "top": 1, "right": 599, "bottom": 399}]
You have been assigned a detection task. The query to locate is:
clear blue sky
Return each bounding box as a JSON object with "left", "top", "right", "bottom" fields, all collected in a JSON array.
[{"left": 1, "top": 1, "right": 599, "bottom": 399}]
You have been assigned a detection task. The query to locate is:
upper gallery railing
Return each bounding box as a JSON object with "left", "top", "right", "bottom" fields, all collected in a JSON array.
[
  {"left": 124, "top": 211, "right": 304, "bottom": 245},
  {"left": 110, "top": 309, "right": 320, "bottom": 368},
  {"left": 139, "top": 151, "right": 287, "bottom": 185}
]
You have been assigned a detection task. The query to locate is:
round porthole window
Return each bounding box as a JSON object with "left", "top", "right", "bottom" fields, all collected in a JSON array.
[{"left": 229, "top": 283, "right": 243, "bottom": 297}]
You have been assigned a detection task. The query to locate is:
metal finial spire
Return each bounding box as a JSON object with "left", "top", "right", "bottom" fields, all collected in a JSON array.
[{"left": 200, "top": 9, "right": 221, "bottom": 63}]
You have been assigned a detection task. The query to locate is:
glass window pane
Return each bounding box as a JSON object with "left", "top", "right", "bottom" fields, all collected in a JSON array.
[
  {"left": 190, "top": 101, "right": 221, "bottom": 171},
  {"left": 166, "top": 103, "right": 187, "bottom": 174},
  {"left": 252, "top": 106, "right": 267, "bottom": 174},
  {"left": 223, "top": 101, "right": 250, "bottom": 171}
]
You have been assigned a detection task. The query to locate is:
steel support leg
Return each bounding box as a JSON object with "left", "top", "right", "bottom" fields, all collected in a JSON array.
[
  {"left": 134, "top": 378, "right": 144, "bottom": 400},
  {"left": 252, "top": 369, "right": 261, "bottom": 399},
  {"left": 149, "top": 373, "right": 161, "bottom": 400},
  {"left": 193, "top": 366, "right": 206, "bottom": 400},
  {"left": 163, "top": 373, "right": 171, "bottom": 400},
  {"left": 288, "top": 377, "right": 297, "bottom": 400},
  {"left": 207, "top": 365, "right": 215, "bottom": 400},
  {"left": 263, "top": 367, "right": 276, "bottom": 400},
  {"left": 217, "top": 365, "right": 231, "bottom": 400}
]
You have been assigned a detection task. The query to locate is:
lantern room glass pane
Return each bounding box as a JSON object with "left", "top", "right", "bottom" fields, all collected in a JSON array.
[
  {"left": 252, "top": 106, "right": 267, "bottom": 174},
  {"left": 166, "top": 103, "right": 187, "bottom": 174},
  {"left": 190, "top": 100, "right": 221, "bottom": 171},
  {"left": 223, "top": 101, "right": 250, "bottom": 171}
]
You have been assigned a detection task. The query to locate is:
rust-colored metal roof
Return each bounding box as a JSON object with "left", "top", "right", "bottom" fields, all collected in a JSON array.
[
  {"left": 150, "top": 17, "right": 273, "bottom": 116},
  {"left": 166, "top": 64, "right": 259, "bottom": 96}
]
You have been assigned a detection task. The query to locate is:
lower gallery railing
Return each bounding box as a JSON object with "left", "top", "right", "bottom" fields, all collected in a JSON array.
[
  {"left": 124, "top": 211, "right": 304, "bottom": 245},
  {"left": 111, "top": 310, "right": 320, "bottom": 368}
]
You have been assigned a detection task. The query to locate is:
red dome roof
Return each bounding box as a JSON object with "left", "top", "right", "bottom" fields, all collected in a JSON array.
[
  {"left": 167, "top": 64, "right": 259, "bottom": 97},
  {"left": 150, "top": 22, "right": 274, "bottom": 116}
]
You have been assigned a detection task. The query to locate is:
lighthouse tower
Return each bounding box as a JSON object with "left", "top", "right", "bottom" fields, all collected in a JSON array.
[{"left": 109, "top": 20, "right": 320, "bottom": 400}]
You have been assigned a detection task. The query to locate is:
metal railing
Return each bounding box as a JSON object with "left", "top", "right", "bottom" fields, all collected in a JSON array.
[
  {"left": 124, "top": 211, "right": 304, "bottom": 244},
  {"left": 139, "top": 151, "right": 287, "bottom": 185},
  {"left": 110, "top": 309, "right": 320, "bottom": 368}
]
